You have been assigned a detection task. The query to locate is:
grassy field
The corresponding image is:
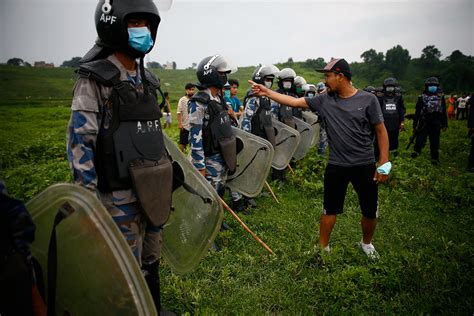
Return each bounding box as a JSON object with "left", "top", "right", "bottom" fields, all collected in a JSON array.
[{"left": 0, "top": 65, "right": 473, "bottom": 314}]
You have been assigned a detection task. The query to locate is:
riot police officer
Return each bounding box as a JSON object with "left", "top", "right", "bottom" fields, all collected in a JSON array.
[
  {"left": 67, "top": 0, "right": 172, "bottom": 312},
  {"left": 188, "top": 55, "right": 237, "bottom": 198},
  {"left": 412, "top": 77, "right": 448, "bottom": 164},
  {"left": 376, "top": 77, "right": 406, "bottom": 157}
]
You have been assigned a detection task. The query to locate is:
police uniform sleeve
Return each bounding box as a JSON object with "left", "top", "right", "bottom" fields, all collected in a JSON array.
[
  {"left": 67, "top": 78, "right": 103, "bottom": 193},
  {"left": 241, "top": 97, "right": 258, "bottom": 133},
  {"left": 188, "top": 100, "right": 205, "bottom": 170},
  {"left": 270, "top": 100, "right": 280, "bottom": 120}
]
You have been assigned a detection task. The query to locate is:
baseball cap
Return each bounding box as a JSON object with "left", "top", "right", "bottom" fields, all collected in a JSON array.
[{"left": 316, "top": 58, "right": 352, "bottom": 79}]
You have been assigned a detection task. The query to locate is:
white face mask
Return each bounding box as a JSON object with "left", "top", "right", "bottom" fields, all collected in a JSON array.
[
  {"left": 264, "top": 81, "right": 273, "bottom": 89},
  {"left": 282, "top": 81, "right": 292, "bottom": 90}
]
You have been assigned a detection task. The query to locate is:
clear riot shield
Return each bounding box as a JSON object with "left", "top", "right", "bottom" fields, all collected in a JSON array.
[
  {"left": 26, "top": 183, "right": 156, "bottom": 316},
  {"left": 302, "top": 111, "right": 321, "bottom": 147},
  {"left": 162, "top": 133, "right": 223, "bottom": 274},
  {"left": 271, "top": 118, "right": 301, "bottom": 170},
  {"left": 292, "top": 117, "right": 315, "bottom": 161},
  {"left": 226, "top": 126, "right": 274, "bottom": 197}
]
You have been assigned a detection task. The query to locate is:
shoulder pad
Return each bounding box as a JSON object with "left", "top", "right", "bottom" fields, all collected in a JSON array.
[
  {"left": 76, "top": 59, "right": 120, "bottom": 86},
  {"left": 191, "top": 91, "right": 210, "bottom": 104},
  {"left": 144, "top": 69, "right": 161, "bottom": 89}
]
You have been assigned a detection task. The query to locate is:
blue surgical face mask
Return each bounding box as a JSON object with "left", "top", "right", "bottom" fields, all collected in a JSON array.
[
  {"left": 427, "top": 86, "right": 437, "bottom": 93},
  {"left": 128, "top": 27, "right": 154, "bottom": 53},
  {"left": 224, "top": 90, "right": 231, "bottom": 98}
]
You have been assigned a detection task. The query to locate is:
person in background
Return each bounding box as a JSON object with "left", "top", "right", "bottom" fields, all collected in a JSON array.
[
  {"left": 375, "top": 77, "right": 406, "bottom": 157},
  {"left": 412, "top": 77, "right": 448, "bottom": 165},
  {"left": 163, "top": 92, "right": 172, "bottom": 129},
  {"left": 467, "top": 94, "right": 474, "bottom": 172},
  {"left": 225, "top": 79, "right": 243, "bottom": 126},
  {"left": 447, "top": 94, "right": 456, "bottom": 120},
  {"left": 177, "top": 83, "right": 195, "bottom": 152},
  {"left": 456, "top": 93, "right": 469, "bottom": 120}
]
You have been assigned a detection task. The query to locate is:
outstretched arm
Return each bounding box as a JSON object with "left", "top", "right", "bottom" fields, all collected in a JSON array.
[{"left": 249, "top": 80, "right": 308, "bottom": 109}]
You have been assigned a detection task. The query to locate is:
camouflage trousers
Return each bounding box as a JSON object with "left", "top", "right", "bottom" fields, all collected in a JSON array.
[
  {"left": 205, "top": 153, "right": 228, "bottom": 196},
  {"left": 99, "top": 192, "right": 162, "bottom": 266}
]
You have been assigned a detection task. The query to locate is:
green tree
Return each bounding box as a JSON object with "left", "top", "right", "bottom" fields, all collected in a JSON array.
[
  {"left": 385, "top": 45, "right": 411, "bottom": 79},
  {"left": 146, "top": 61, "right": 163, "bottom": 69},
  {"left": 421, "top": 45, "right": 442, "bottom": 61},
  {"left": 61, "top": 57, "right": 81, "bottom": 68},
  {"left": 7, "top": 58, "right": 24, "bottom": 66},
  {"left": 303, "top": 58, "right": 326, "bottom": 69},
  {"left": 359, "top": 49, "right": 385, "bottom": 81}
]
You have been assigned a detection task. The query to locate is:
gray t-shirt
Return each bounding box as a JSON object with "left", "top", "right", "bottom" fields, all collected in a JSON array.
[{"left": 305, "top": 90, "right": 384, "bottom": 166}]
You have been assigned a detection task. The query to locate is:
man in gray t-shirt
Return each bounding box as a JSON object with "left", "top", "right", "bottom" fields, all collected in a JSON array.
[{"left": 250, "top": 58, "right": 390, "bottom": 259}]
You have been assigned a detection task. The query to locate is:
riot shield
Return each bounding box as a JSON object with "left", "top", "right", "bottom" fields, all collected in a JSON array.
[
  {"left": 302, "top": 111, "right": 320, "bottom": 147},
  {"left": 26, "top": 183, "right": 156, "bottom": 316},
  {"left": 162, "top": 133, "right": 223, "bottom": 273},
  {"left": 271, "top": 118, "right": 300, "bottom": 170},
  {"left": 292, "top": 117, "right": 315, "bottom": 161},
  {"left": 226, "top": 126, "right": 274, "bottom": 197}
]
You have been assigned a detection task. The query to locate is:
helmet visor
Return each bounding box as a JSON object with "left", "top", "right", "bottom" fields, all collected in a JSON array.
[{"left": 211, "top": 55, "right": 238, "bottom": 74}]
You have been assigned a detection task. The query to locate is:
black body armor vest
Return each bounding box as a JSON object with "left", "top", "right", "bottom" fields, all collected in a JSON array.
[
  {"left": 276, "top": 89, "right": 297, "bottom": 129},
  {"left": 380, "top": 95, "right": 401, "bottom": 131},
  {"left": 192, "top": 92, "right": 237, "bottom": 172},
  {"left": 77, "top": 60, "right": 167, "bottom": 192},
  {"left": 251, "top": 96, "right": 276, "bottom": 147}
]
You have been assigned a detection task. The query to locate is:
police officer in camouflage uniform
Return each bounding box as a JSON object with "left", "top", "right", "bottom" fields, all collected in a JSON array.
[
  {"left": 66, "top": 0, "right": 172, "bottom": 312},
  {"left": 188, "top": 55, "right": 237, "bottom": 200}
]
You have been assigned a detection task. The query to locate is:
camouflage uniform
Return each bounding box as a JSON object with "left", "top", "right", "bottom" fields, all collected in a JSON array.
[
  {"left": 66, "top": 54, "right": 161, "bottom": 266},
  {"left": 188, "top": 89, "right": 229, "bottom": 196},
  {"left": 241, "top": 96, "right": 259, "bottom": 133}
]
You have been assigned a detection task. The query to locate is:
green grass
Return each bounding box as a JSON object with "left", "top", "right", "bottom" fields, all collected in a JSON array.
[{"left": 0, "top": 65, "right": 472, "bottom": 314}]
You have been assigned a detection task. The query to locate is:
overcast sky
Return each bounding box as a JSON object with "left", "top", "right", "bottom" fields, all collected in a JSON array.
[{"left": 0, "top": 0, "right": 472, "bottom": 68}]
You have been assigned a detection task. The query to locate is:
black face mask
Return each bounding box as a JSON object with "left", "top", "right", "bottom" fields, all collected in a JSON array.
[{"left": 216, "top": 73, "right": 227, "bottom": 89}]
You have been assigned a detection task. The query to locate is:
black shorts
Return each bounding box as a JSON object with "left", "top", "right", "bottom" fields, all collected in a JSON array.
[
  {"left": 323, "top": 163, "right": 378, "bottom": 219},
  {"left": 179, "top": 129, "right": 189, "bottom": 145}
]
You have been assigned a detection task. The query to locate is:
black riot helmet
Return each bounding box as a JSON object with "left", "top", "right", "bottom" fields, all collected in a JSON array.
[
  {"left": 252, "top": 64, "right": 279, "bottom": 84},
  {"left": 383, "top": 77, "right": 397, "bottom": 87},
  {"left": 82, "top": 0, "right": 160, "bottom": 62},
  {"left": 196, "top": 55, "right": 236, "bottom": 90},
  {"left": 424, "top": 77, "right": 439, "bottom": 86}
]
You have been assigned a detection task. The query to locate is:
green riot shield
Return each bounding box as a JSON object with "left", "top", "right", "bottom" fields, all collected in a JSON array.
[
  {"left": 302, "top": 111, "right": 321, "bottom": 147},
  {"left": 292, "top": 117, "right": 315, "bottom": 161},
  {"left": 162, "top": 133, "right": 223, "bottom": 274},
  {"left": 271, "top": 118, "right": 301, "bottom": 170},
  {"left": 226, "top": 126, "right": 274, "bottom": 197},
  {"left": 26, "top": 183, "right": 156, "bottom": 316}
]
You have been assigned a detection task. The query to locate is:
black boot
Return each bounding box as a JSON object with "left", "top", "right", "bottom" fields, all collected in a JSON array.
[
  {"left": 233, "top": 198, "right": 250, "bottom": 215},
  {"left": 142, "top": 261, "right": 161, "bottom": 313}
]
